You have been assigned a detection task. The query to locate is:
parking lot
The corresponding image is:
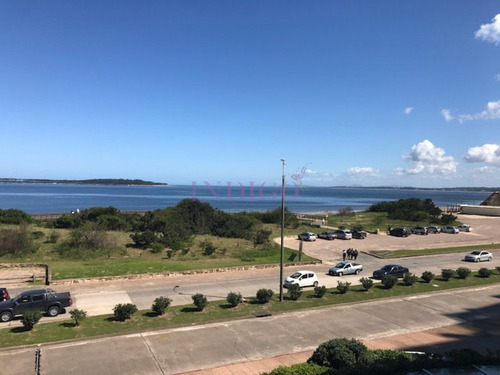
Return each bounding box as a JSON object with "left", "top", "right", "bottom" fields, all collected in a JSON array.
[{"left": 286, "top": 214, "right": 500, "bottom": 265}]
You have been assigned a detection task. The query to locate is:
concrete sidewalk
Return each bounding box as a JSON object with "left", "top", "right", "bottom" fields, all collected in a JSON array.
[{"left": 1, "top": 284, "right": 499, "bottom": 375}]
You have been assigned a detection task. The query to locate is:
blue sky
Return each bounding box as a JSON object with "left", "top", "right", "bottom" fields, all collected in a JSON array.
[{"left": 1, "top": 1, "right": 499, "bottom": 188}]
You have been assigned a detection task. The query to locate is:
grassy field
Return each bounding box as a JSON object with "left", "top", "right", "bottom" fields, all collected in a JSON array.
[
  {"left": 0, "top": 269, "right": 498, "bottom": 349},
  {"left": 0, "top": 211, "right": 470, "bottom": 280},
  {"left": 372, "top": 243, "right": 500, "bottom": 259},
  {"left": 0, "top": 223, "right": 318, "bottom": 280}
]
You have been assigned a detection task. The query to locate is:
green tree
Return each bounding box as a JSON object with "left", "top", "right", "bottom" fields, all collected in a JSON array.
[
  {"left": 21, "top": 311, "right": 42, "bottom": 330},
  {"left": 113, "top": 303, "right": 138, "bottom": 321},
  {"left": 192, "top": 293, "right": 208, "bottom": 311},
  {"left": 256, "top": 288, "right": 274, "bottom": 304},
  {"left": 226, "top": 292, "right": 243, "bottom": 307},
  {"left": 152, "top": 296, "right": 172, "bottom": 315},
  {"left": 360, "top": 277, "right": 374, "bottom": 291},
  {"left": 308, "top": 338, "right": 369, "bottom": 369},
  {"left": 421, "top": 271, "right": 435, "bottom": 283},
  {"left": 70, "top": 309, "right": 88, "bottom": 326},
  {"left": 287, "top": 284, "right": 302, "bottom": 300},
  {"left": 381, "top": 275, "right": 398, "bottom": 289},
  {"left": 441, "top": 269, "right": 455, "bottom": 281}
]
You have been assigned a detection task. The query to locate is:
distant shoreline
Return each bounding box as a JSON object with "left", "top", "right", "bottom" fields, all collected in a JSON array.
[{"left": 0, "top": 178, "right": 168, "bottom": 186}]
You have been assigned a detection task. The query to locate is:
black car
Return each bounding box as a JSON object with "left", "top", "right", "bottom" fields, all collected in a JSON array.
[
  {"left": 372, "top": 264, "right": 409, "bottom": 279},
  {"left": 317, "top": 231, "right": 336, "bottom": 240},
  {"left": 0, "top": 288, "right": 10, "bottom": 302},
  {"left": 351, "top": 230, "right": 367, "bottom": 239},
  {"left": 389, "top": 228, "right": 410, "bottom": 237}
]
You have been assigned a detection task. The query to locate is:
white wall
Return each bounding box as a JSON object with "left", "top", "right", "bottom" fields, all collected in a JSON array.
[{"left": 460, "top": 205, "right": 500, "bottom": 216}]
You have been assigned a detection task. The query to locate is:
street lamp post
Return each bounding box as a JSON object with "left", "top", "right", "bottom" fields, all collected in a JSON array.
[{"left": 279, "top": 159, "right": 286, "bottom": 302}]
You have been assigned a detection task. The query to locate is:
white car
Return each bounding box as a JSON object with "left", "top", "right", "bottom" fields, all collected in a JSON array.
[
  {"left": 442, "top": 226, "right": 459, "bottom": 234},
  {"left": 457, "top": 225, "right": 471, "bottom": 232},
  {"left": 334, "top": 229, "right": 353, "bottom": 240},
  {"left": 283, "top": 270, "right": 319, "bottom": 288},
  {"left": 464, "top": 250, "right": 492, "bottom": 262},
  {"left": 297, "top": 232, "right": 317, "bottom": 241}
]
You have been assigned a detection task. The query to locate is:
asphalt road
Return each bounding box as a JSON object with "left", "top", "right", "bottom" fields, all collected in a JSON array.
[{"left": 1, "top": 284, "right": 499, "bottom": 375}]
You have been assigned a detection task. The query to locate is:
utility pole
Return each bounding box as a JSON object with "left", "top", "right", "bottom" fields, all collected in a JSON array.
[{"left": 279, "top": 158, "right": 286, "bottom": 302}]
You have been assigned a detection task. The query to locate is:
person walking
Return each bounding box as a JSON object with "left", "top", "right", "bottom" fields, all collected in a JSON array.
[
  {"left": 353, "top": 249, "right": 358, "bottom": 260},
  {"left": 342, "top": 249, "right": 346, "bottom": 261}
]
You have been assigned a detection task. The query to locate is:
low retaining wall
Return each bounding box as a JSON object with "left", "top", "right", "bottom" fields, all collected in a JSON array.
[
  {"left": 50, "top": 261, "right": 322, "bottom": 285},
  {"left": 460, "top": 205, "right": 500, "bottom": 216}
]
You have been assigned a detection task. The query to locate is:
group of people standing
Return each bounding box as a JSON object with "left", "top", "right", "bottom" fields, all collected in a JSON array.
[{"left": 342, "top": 248, "right": 359, "bottom": 261}]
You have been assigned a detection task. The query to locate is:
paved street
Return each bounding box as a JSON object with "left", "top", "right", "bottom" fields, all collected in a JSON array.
[{"left": 1, "top": 284, "right": 499, "bottom": 375}]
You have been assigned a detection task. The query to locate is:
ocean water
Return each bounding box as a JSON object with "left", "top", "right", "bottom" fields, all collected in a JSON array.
[{"left": 0, "top": 183, "right": 493, "bottom": 214}]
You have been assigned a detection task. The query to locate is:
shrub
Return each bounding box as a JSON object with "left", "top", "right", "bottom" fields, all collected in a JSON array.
[
  {"left": 21, "top": 311, "right": 42, "bottom": 330},
  {"left": 381, "top": 274, "right": 398, "bottom": 289},
  {"left": 113, "top": 303, "right": 138, "bottom": 321},
  {"left": 262, "top": 362, "right": 327, "bottom": 375},
  {"left": 150, "top": 242, "right": 164, "bottom": 254},
  {"left": 421, "top": 271, "right": 435, "bottom": 283},
  {"left": 226, "top": 292, "right": 243, "bottom": 307},
  {"left": 152, "top": 296, "right": 172, "bottom": 315},
  {"left": 287, "top": 284, "right": 302, "bottom": 301},
  {"left": 314, "top": 285, "right": 327, "bottom": 298},
  {"left": 456, "top": 267, "right": 471, "bottom": 279},
  {"left": 403, "top": 273, "right": 418, "bottom": 286},
  {"left": 200, "top": 239, "right": 217, "bottom": 256},
  {"left": 308, "top": 338, "right": 369, "bottom": 369},
  {"left": 47, "top": 230, "right": 60, "bottom": 244},
  {"left": 70, "top": 309, "right": 88, "bottom": 326},
  {"left": 441, "top": 269, "right": 455, "bottom": 281},
  {"left": 256, "top": 288, "right": 274, "bottom": 304},
  {"left": 192, "top": 293, "right": 208, "bottom": 311},
  {"left": 360, "top": 277, "right": 374, "bottom": 291},
  {"left": 336, "top": 281, "right": 351, "bottom": 294},
  {"left": 478, "top": 267, "right": 493, "bottom": 278}
]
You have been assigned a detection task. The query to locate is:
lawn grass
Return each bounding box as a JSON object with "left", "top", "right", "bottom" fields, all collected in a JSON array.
[
  {"left": 0, "top": 270, "right": 498, "bottom": 349},
  {"left": 372, "top": 243, "right": 500, "bottom": 259}
]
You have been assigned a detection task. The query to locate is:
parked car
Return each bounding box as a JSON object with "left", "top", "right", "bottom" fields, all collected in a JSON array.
[
  {"left": 427, "top": 226, "right": 441, "bottom": 234},
  {"left": 464, "top": 250, "right": 492, "bottom": 262},
  {"left": 388, "top": 228, "right": 410, "bottom": 237},
  {"left": 297, "top": 232, "right": 317, "bottom": 241},
  {"left": 411, "top": 226, "right": 428, "bottom": 235},
  {"left": 351, "top": 230, "right": 367, "bottom": 239},
  {"left": 0, "top": 288, "right": 72, "bottom": 322},
  {"left": 334, "top": 229, "right": 352, "bottom": 240},
  {"left": 372, "top": 264, "right": 409, "bottom": 279},
  {"left": 0, "top": 288, "right": 9, "bottom": 302},
  {"left": 328, "top": 261, "right": 363, "bottom": 276},
  {"left": 283, "top": 270, "right": 319, "bottom": 288},
  {"left": 457, "top": 225, "right": 471, "bottom": 232},
  {"left": 317, "top": 231, "right": 336, "bottom": 240},
  {"left": 442, "top": 226, "right": 459, "bottom": 234}
]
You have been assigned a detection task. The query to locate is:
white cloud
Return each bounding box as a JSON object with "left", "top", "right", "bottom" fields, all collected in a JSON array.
[
  {"left": 401, "top": 140, "right": 458, "bottom": 175},
  {"left": 441, "top": 109, "right": 454, "bottom": 121},
  {"left": 464, "top": 144, "right": 500, "bottom": 166},
  {"left": 475, "top": 14, "right": 500, "bottom": 45},
  {"left": 404, "top": 107, "right": 413, "bottom": 115},
  {"left": 458, "top": 100, "right": 500, "bottom": 123},
  {"left": 347, "top": 167, "right": 379, "bottom": 176}
]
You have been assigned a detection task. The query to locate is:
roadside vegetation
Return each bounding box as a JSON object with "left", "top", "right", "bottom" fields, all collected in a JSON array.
[
  {"left": 0, "top": 268, "right": 498, "bottom": 348},
  {"left": 263, "top": 337, "right": 500, "bottom": 375},
  {"left": 0, "top": 198, "right": 492, "bottom": 280}
]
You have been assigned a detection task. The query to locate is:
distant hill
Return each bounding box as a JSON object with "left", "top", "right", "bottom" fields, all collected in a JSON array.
[{"left": 0, "top": 178, "right": 167, "bottom": 186}]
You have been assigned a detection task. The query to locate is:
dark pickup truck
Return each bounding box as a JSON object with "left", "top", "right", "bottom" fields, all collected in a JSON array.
[{"left": 0, "top": 288, "right": 72, "bottom": 322}]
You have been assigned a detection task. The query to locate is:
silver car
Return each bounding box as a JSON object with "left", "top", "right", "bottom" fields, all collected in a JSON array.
[
  {"left": 442, "top": 226, "right": 459, "bottom": 234},
  {"left": 464, "top": 250, "right": 492, "bottom": 262}
]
